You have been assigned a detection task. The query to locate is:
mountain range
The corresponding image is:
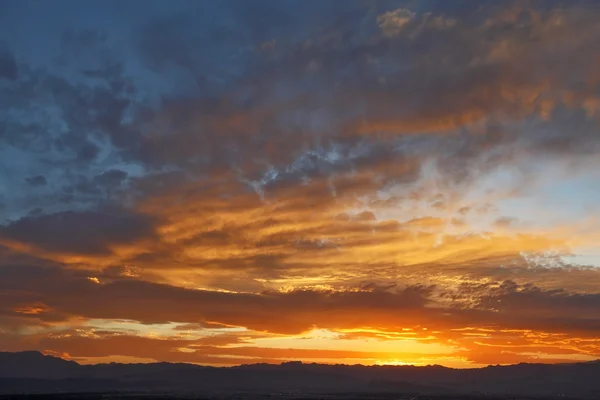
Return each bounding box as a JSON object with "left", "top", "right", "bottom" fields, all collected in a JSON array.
[{"left": 1, "top": 351, "right": 600, "bottom": 398}]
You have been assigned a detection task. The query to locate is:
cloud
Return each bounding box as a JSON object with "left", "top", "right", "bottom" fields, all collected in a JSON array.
[
  {"left": 377, "top": 8, "right": 414, "bottom": 37},
  {"left": 0, "top": 210, "right": 156, "bottom": 256},
  {"left": 25, "top": 176, "right": 47, "bottom": 187},
  {"left": 0, "top": 46, "right": 17, "bottom": 81},
  {"left": 1, "top": 257, "right": 599, "bottom": 364},
  {"left": 93, "top": 170, "right": 128, "bottom": 188},
  {"left": 1, "top": 0, "right": 600, "bottom": 366},
  {"left": 1, "top": 262, "right": 599, "bottom": 338}
]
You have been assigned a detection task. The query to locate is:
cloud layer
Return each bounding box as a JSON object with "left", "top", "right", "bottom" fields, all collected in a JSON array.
[{"left": 1, "top": 0, "right": 600, "bottom": 367}]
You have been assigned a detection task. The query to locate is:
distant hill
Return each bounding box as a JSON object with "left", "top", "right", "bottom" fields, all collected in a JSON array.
[
  {"left": 1, "top": 351, "right": 600, "bottom": 397},
  {"left": 0, "top": 351, "right": 80, "bottom": 379}
]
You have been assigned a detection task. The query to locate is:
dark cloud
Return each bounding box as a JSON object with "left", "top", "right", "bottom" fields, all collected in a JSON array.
[
  {"left": 1, "top": 261, "right": 599, "bottom": 337},
  {"left": 0, "top": 46, "right": 17, "bottom": 81},
  {"left": 93, "top": 169, "right": 128, "bottom": 187},
  {"left": 106, "top": 0, "right": 599, "bottom": 201},
  {"left": 477, "top": 280, "right": 600, "bottom": 317},
  {"left": 27, "top": 207, "right": 44, "bottom": 217},
  {"left": 173, "top": 322, "right": 233, "bottom": 331},
  {"left": 25, "top": 176, "right": 47, "bottom": 187},
  {"left": 0, "top": 210, "right": 156, "bottom": 255},
  {"left": 1, "top": 0, "right": 598, "bottom": 222},
  {"left": 0, "top": 264, "right": 430, "bottom": 333}
]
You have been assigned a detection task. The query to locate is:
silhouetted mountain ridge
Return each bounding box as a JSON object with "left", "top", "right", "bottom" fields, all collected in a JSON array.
[{"left": 1, "top": 351, "right": 600, "bottom": 397}]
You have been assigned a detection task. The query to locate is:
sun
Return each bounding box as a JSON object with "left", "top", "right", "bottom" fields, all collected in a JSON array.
[{"left": 376, "top": 359, "right": 419, "bottom": 366}]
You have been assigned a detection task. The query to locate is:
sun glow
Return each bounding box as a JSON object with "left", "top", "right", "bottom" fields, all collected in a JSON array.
[{"left": 376, "top": 359, "right": 420, "bottom": 366}]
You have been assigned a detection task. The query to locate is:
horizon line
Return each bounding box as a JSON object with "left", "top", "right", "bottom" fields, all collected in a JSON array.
[{"left": 4, "top": 350, "right": 599, "bottom": 370}]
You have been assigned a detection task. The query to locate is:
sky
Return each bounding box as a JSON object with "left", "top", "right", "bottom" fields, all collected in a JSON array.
[{"left": 0, "top": 0, "right": 600, "bottom": 368}]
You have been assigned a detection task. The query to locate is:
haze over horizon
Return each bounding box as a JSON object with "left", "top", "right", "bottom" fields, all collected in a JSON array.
[{"left": 1, "top": 0, "right": 600, "bottom": 370}]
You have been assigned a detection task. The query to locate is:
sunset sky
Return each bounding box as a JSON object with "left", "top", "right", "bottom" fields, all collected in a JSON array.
[{"left": 1, "top": 0, "right": 600, "bottom": 368}]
